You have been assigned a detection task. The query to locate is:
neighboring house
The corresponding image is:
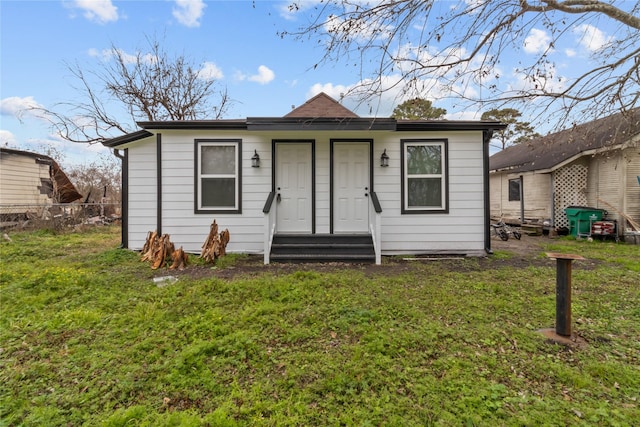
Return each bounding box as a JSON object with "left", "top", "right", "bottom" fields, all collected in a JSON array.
[
  {"left": 0, "top": 148, "right": 82, "bottom": 221},
  {"left": 103, "top": 93, "right": 505, "bottom": 263},
  {"left": 489, "top": 109, "right": 640, "bottom": 235}
]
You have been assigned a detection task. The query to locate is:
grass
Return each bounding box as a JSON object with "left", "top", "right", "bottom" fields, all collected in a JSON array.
[{"left": 1, "top": 226, "right": 639, "bottom": 426}]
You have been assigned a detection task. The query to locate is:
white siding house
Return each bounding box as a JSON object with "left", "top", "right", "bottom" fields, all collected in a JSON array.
[{"left": 104, "top": 93, "right": 505, "bottom": 263}]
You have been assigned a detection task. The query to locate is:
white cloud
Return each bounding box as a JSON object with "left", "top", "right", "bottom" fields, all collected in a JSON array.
[
  {"left": 198, "top": 62, "right": 224, "bottom": 80},
  {"left": 307, "top": 82, "right": 352, "bottom": 101},
  {"left": 0, "top": 129, "right": 16, "bottom": 145},
  {"left": 0, "top": 96, "right": 45, "bottom": 119},
  {"left": 235, "top": 66, "right": 274, "bottom": 84},
  {"left": 523, "top": 28, "right": 552, "bottom": 54},
  {"left": 565, "top": 48, "right": 577, "bottom": 57},
  {"left": 88, "top": 48, "right": 155, "bottom": 65},
  {"left": 509, "top": 62, "right": 567, "bottom": 95},
  {"left": 572, "top": 24, "right": 613, "bottom": 52},
  {"left": 70, "top": 0, "right": 118, "bottom": 24},
  {"left": 277, "top": 0, "right": 323, "bottom": 20},
  {"left": 173, "top": 0, "right": 206, "bottom": 28}
]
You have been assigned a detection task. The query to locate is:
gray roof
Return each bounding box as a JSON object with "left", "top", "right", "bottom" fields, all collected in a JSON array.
[
  {"left": 489, "top": 109, "right": 640, "bottom": 173},
  {"left": 102, "top": 92, "right": 506, "bottom": 148}
]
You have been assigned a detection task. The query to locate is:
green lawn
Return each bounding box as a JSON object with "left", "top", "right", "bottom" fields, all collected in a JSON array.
[{"left": 1, "top": 226, "right": 638, "bottom": 426}]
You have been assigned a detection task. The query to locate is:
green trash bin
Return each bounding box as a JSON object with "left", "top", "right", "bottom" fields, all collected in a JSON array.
[{"left": 564, "top": 206, "right": 606, "bottom": 237}]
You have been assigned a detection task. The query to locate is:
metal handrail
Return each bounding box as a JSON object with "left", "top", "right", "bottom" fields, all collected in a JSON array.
[
  {"left": 368, "top": 190, "right": 382, "bottom": 264},
  {"left": 263, "top": 191, "right": 276, "bottom": 213},
  {"left": 263, "top": 191, "right": 277, "bottom": 264}
]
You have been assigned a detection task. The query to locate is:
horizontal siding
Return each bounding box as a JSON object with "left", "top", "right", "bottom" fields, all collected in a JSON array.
[
  {"left": 0, "top": 154, "right": 52, "bottom": 206},
  {"left": 374, "top": 131, "right": 486, "bottom": 253},
  {"left": 125, "top": 129, "right": 489, "bottom": 254},
  {"left": 127, "top": 139, "right": 157, "bottom": 250},
  {"left": 490, "top": 171, "right": 551, "bottom": 221},
  {"left": 624, "top": 148, "right": 640, "bottom": 228}
]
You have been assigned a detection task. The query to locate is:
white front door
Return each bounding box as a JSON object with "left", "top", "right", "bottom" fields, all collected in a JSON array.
[
  {"left": 333, "top": 142, "right": 370, "bottom": 233},
  {"left": 276, "top": 143, "right": 313, "bottom": 233}
]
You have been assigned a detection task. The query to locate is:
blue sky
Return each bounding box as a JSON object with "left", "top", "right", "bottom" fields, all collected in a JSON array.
[{"left": 0, "top": 0, "right": 629, "bottom": 164}]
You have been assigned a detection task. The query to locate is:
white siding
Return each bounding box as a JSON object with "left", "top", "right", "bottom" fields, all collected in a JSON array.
[
  {"left": 374, "top": 130, "right": 487, "bottom": 254},
  {"left": 160, "top": 130, "right": 271, "bottom": 254},
  {"left": 128, "top": 139, "right": 158, "bottom": 250},
  {"left": 124, "top": 128, "right": 489, "bottom": 255}
]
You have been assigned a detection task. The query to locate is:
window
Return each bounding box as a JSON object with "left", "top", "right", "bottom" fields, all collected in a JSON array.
[
  {"left": 401, "top": 139, "right": 448, "bottom": 213},
  {"left": 195, "top": 139, "right": 241, "bottom": 213},
  {"left": 508, "top": 178, "right": 521, "bottom": 201}
]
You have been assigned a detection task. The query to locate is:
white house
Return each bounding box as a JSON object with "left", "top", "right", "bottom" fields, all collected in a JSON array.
[{"left": 103, "top": 93, "right": 505, "bottom": 263}]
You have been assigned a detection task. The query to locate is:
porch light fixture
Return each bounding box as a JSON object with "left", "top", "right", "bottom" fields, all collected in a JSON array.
[
  {"left": 251, "top": 149, "right": 260, "bottom": 168},
  {"left": 380, "top": 149, "right": 389, "bottom": 167}
]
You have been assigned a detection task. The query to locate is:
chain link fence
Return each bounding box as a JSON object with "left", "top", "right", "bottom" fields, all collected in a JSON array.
[{"left": 0, "top": 203, "right": 121, "bottom": 231}]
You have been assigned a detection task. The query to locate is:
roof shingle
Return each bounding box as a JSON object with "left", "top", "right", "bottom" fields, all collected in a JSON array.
[
  {"left": 284, "top": 92, "right": 359, "bottom": 118},
  {"left": 490, "top": 109, "right": 640, "bottom": 173}
]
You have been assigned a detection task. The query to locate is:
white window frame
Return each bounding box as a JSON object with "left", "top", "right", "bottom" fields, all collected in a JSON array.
[
  {"left": 401, "top": 139, "right": 448, "bottom": 214},
  {"left": 195, "top": 139, "right": 242, "bottom": 214}
]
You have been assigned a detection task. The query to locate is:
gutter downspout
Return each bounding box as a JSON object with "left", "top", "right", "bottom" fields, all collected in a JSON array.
[
  {"left": 519, "top": 174, "right": 525, "bottom": 225},
  {"left": 113, "top": 149, "right": 128, "bottom": 249},
  {"left": 484, "top": 129, "right": 494, "bottom": 255}
]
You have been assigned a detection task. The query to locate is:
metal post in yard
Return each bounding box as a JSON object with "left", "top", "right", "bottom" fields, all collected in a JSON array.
[{"left": 545, "top": 253, "right": 585, "bottom": 337}]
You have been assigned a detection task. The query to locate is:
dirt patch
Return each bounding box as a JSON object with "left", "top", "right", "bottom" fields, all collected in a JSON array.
[{"left": 152, "top": 233, "right": 580, "bottom": 282}]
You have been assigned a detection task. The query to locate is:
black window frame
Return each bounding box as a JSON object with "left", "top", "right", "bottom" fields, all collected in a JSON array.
[
  {"left": 401, "top": 139, "right": 449, "bottom": 214},
  {"left": 194, "top": 139, "right": 242, "bottom": 214}
]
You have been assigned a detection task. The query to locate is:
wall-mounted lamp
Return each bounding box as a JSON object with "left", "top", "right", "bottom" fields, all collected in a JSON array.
[
  {"left": 380, "top": 149, "right": 389, "bottom": 167},
  {"left": 251, "top": 149, "right": 260, "bottom": 168}
]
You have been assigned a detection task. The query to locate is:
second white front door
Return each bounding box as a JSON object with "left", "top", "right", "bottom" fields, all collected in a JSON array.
[
  {"left": 276, "top": 143, "right": 313, "bottom": 233},
  {"left": 333, "top": 142, "right": 370, "bottom": 233}
]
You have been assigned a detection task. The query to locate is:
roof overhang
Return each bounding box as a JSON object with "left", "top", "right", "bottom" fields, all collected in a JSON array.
[
  {"left": 397, "top": 120, "right": 507, "bottom": 132},
  {"left": 102, "top": 118, "right": 508, "bottom": 148},
  {"left": 136, "top": 119, "right": 247, "bottom": 131},
  {"left": 102, "top": 130, "right": 154, "bottom": 148},
  {"left": 246, "top": 117, "right": 396, "bottom": 131}
]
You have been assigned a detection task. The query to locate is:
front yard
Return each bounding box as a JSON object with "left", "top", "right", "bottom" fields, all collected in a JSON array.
[{"left": 1, "top": 226, "right": 638, "bottom": 426}]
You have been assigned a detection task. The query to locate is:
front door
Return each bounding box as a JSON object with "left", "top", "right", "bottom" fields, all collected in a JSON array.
[
  {"left": 275, "top": 143, "right": 313, "bottom": 233},
  {"left": 333, "top": 141, "right": 370, "bottom": 233}
]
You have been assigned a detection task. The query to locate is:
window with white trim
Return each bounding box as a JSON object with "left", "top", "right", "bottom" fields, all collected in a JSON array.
[
  {"left": 401, "top": 139, "right": 448, "bottom": 213},
  {"left": 195, "top": 139, "right": 241, "bottom": 213}
]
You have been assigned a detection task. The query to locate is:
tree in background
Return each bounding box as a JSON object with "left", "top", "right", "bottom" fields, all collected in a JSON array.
[
  {"left": 33, "top": 35, "right": 231, "bottom": 144},
  {"left": 391, "top": 98, "right": 446, "bottom": 120},
  {"left": 285, "top": 1, "right": 639, "bottom": 128},
  {"left": 481, "top": 108, "right": 541, "bottom": 150},
  {"left": 65, "top": 153, "right": 121, "bottom": 209}
]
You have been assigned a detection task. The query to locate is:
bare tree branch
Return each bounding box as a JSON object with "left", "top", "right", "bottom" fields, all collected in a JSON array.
[
  {"left": 283, "top": 0, "right": 639, "bottom": 128},
  {"left": 29, "top": 34, "right": 231, "bottom": 144}
]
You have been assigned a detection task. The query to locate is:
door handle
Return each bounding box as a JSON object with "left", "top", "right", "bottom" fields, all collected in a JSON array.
[{"left": 277, "top": 193, "right": 281, "bottom": 203}]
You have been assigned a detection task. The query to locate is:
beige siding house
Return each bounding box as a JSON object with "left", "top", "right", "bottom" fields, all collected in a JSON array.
[
  {"left": 0, "top": 148, "right": 53, "bottom": 207},
  {"left": 105, "top": 93, "right": 506, "bottom": 262},
  {"left": 0, "top": 148, "right": 82, "bottom": 220},
  {"left": 489, "top": 110, "right": 640, "bottom": 236}
]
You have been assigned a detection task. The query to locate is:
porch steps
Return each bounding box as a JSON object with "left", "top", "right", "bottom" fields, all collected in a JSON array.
[{"left": 270, "top": 234, "right": 375, "bottom": 263}]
